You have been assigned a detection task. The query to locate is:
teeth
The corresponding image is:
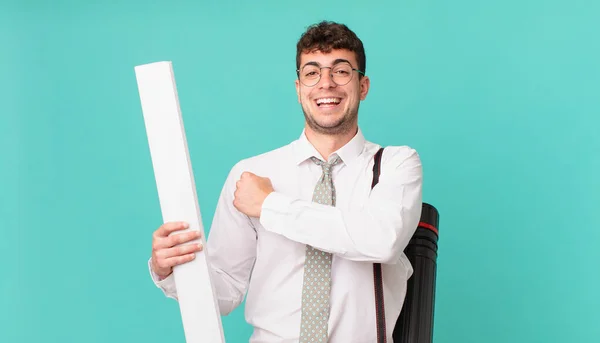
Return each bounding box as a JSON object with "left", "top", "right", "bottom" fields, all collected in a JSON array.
[{"left": 317, "top": 98, "right": 341, "bottom": 105}]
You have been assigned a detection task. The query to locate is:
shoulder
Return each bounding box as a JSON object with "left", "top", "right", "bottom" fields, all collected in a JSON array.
[
  {"left": 365, "top": 141, "right": 422, "bottom": 170},
  {"left": 225, "top": 141, "right": 295, "bottom": 182}
]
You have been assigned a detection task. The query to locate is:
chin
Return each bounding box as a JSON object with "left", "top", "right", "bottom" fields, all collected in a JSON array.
[
  {"left": 302, "top": 103, "right": 358, "bottom": 135},
  {"left": 316, "top": 117, "right": 344, "bottom": 128},
  {"left": 310, "top": 116, "right": 355, "bottom": 135}
]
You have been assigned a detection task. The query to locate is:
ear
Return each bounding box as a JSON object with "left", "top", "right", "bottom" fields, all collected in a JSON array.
[
  {"left": 295, "top": 79, "right": 301, "bottom": 103},
  {"left": 359, "top": 75, "right": 370, "bottom": 100}
]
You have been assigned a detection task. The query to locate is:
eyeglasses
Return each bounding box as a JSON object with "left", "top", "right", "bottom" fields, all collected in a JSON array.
[{"left": 297, "top": 62, "right": 364, "bottom": 87}]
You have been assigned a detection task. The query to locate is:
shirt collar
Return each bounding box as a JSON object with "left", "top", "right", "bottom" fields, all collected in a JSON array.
[{"left": 293, "top": 128, "right": 366, "bottom": 167}]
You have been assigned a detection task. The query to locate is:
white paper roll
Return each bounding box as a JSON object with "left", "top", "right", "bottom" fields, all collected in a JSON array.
[{"left": 134, "top": 61, "right": 225, "bottom": 343}]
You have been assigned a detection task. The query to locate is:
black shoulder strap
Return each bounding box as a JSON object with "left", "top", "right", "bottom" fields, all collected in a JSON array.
[
  {"left": 372, "top": 147, "right": 384, "bottom": 189},
  {"left": 372, "top": 147, "right": 387, "bottom": 343}
]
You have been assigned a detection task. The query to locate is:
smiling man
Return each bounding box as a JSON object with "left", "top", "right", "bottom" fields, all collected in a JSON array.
[
  {"left": 149, "top": 21, "right": 423, "bottom": 343},
  {"left": 297, "top": 50, "right": 367, "bottom": 137}
]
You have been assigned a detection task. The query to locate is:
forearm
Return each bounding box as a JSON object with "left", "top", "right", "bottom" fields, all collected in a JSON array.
[
  {"left": 259, "top": 148, "right": 423, "bottom": 264},
  {"left": 148, "top": 162, "right": 257, "bottom": 314},
  {"left": 208, "top": 262, "right": 250, "bottom": 315},
  {"left": 260, "top": 193, "right": 421, "bottom": 263},
  {"left": 147, "top": 257, "right": 248, "bottom": 315}
]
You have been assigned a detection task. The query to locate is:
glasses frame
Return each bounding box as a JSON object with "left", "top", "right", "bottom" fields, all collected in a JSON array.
[{"left": 296, "top": 62, "right": 365, "bottom": 87}]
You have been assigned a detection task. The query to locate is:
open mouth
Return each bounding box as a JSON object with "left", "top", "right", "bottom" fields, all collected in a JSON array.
[{"left": 315, "top": 97, "right": 342, "bottom": 108}]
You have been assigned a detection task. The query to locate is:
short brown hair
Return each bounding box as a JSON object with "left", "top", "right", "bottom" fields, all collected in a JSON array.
[{"left": 296, "top": 21, "right": 366, "bottom": 75}]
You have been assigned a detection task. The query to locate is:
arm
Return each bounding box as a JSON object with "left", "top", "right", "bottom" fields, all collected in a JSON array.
[
  {"left": 205, "top": 163, "right": 258, "bottom": 315},
  {"left": 259, "top": 147, "right": 422, "bottom": 264},
  {"left": 149, "top": 163, "right": 258, "bottom": 315}
]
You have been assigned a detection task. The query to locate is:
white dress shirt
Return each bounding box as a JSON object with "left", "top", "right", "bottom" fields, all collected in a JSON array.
[{"left": 149, "top": 128, "right": 423, "bottom": 343}]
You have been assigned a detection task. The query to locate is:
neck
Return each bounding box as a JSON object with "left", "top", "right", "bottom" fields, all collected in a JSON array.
[{"left": 304, "top": 125, "right": 358, "bottom": 161}]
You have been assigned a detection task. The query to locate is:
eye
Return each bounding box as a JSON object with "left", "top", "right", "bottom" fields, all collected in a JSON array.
[
  {"left": 302, "top": 68, "right": 320, "bottom": 78},
  {"left": 332, "top": 65, "right": 352, "bottom": 75}
]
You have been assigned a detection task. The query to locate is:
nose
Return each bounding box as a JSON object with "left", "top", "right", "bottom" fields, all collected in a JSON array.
[{"left": 317, "top": 68, "right": 336, "bottom": 89}]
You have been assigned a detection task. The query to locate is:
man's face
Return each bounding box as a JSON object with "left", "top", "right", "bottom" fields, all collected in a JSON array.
[{"left": 295, "top": 49, "right": 370, "bottom": 135}]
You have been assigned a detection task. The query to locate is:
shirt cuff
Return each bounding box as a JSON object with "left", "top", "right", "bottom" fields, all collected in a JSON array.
[
  {"left": 260, "top": 191, "right": 293, "bottom": 234},
  {"left": 147, "top": 258, "right": 178, "bottom": 299}
]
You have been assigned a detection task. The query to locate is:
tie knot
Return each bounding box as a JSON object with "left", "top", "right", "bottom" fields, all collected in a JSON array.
[{"left": 310, "top": 155, "right": 341, "bottom": 172}]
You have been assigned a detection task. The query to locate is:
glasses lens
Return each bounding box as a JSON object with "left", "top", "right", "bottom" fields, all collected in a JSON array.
[
  {"left": 331, "top": 63, "right": 353, "bottom": 86},
  {"left": 300, "top": 65, "right": 321, "bottom": 86}
]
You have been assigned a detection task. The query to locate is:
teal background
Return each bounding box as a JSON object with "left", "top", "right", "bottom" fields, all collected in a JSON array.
[{"left": 1, "top": 0, "right": 599, "bottom": 342}]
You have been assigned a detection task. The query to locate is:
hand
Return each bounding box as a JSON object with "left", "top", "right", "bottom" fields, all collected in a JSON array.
[
  {"left": 151, "top": 221, "right": 203, "bottom": 279},
  {"left": 233, "top": 172, "right": 274, "bottom": 218}
]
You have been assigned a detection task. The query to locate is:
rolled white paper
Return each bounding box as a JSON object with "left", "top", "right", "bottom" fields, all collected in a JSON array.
[{"left": 134, "top": 61, "right": 225, "bottom": 343}]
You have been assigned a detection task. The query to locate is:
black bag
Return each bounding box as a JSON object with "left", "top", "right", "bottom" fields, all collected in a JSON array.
[{"left": 371, "top": 147, "right": 440, "bottom": 343}]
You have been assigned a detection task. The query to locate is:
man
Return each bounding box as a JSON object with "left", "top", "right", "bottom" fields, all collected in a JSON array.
[{"left": 149, "top": 21, "right": 423, "bottom": 343}]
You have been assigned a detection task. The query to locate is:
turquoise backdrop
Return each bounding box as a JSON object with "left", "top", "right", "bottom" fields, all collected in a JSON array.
[{"left": 1, "top": 0, "right": 599, "bottom": 342}]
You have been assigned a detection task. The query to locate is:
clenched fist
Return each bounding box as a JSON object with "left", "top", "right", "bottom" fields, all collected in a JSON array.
[{"left": 233, "top": 171, "right": 274, "bottom": 218}]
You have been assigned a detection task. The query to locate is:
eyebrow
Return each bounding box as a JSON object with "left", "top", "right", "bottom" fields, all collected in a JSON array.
[{"left": 302, "top": 58, "right": 352, "bottom": 68}]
